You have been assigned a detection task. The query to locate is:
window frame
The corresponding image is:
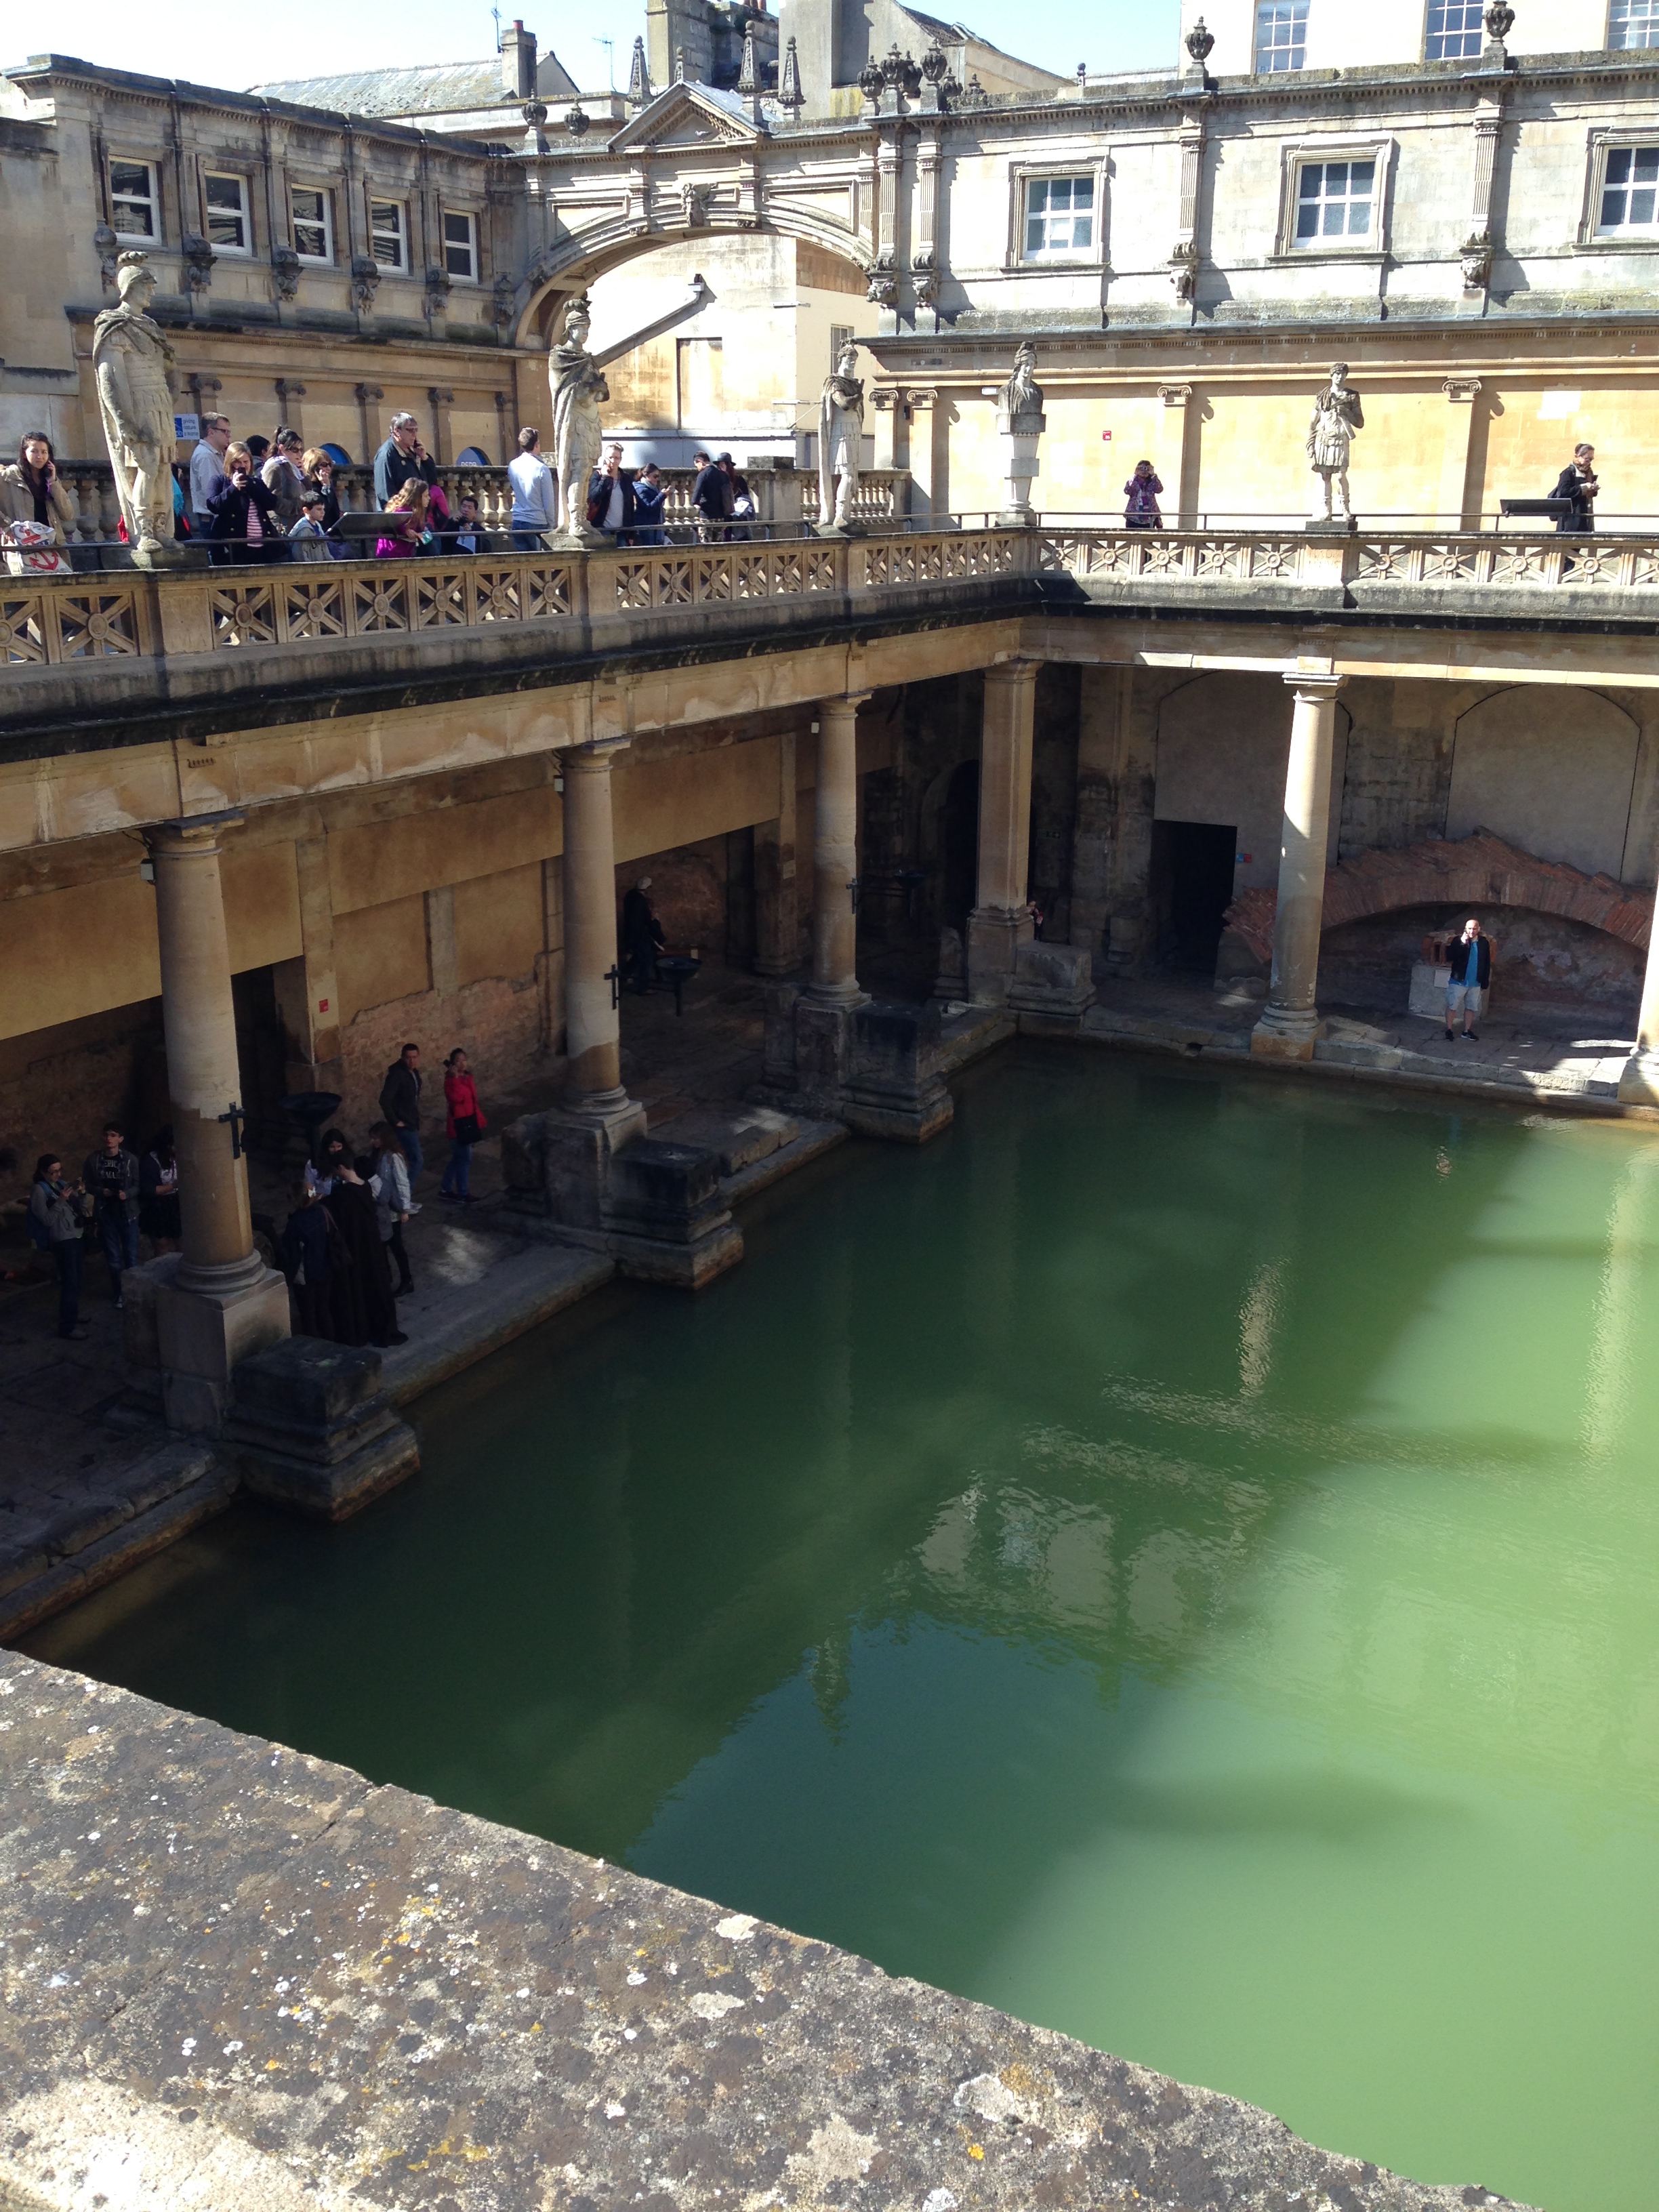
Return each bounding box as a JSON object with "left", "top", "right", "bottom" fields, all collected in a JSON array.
[
  {"left": 1005, "top": 159, "right": 1108, "bottom": 272},
  {"left": 108, "top": 156, "right": 161, "bottom": 243},
  {"left": 1607, "top": 0, "right": 1659, "bottom": 49},
  {"left": 367, "top": 194, "right": 408, "bottom": 273},
  {"left": 289, "top": 182, "right": 335, "bottom": 266},
  {"left": 440, "top": 207, "right": 479, "bottom": 283},
  {"left": 1423, "top": 0, "right": 1486, "bottom": 60},
  {"left": 1254, "top": 0, "right": 1309, "bottom": 74},
  {"left": 1273, "top": 136, "right": 1393, "bottom": 260},
  {"left": 1579, "top": 127, "right": 1659, "bottom": 243},
  {"left": 201, "top": 169, "right": 253, "bottom": 256}
]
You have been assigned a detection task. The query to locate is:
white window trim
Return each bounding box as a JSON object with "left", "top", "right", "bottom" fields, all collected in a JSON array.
[
  {"left": 440, "top": 207, "right": 480, "bottom": 283},
  {"left": 1578, "top": 125, "right": 1659, "bottom": 245},
  {"left": 1273, "top": 136, "right": 1393, "bottom": 260},
  {"left": 108, "top": 157, "right": 161, "bottom": 243},
  {"left": 1253, "top": 0, "right": 1309, "bottom": 75},
  {"left": 1607, "top": 0, "right": 1659, "bottom": 49},
  {"left": 1005, "top": 159, "right": 1109, "bottom": 273},
  {"left": 202, "top": 169, "right": 253, "bottom": 256},
  {"left": 289, "top": 182, "right": 335, "bottom": 266},
  {"left": 368, "top": 194, "right": 409, "bottom": 272},
  {"left": 1421, "top": 0, "right": 1487, "bottom": 62}
]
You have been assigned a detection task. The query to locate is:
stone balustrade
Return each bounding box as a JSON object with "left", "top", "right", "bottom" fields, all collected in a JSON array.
[{"left": 9, "top": 526, "right": 1659, "bottom": 682}]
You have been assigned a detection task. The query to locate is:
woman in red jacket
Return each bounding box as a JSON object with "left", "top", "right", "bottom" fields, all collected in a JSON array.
[{"left": 440, "top": 1046, "right": 486, "bottom": 1203}]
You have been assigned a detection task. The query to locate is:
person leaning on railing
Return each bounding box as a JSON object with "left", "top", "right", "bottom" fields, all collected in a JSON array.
[{"left": 375, "top": 480, "right": 430, "bottom": 559}]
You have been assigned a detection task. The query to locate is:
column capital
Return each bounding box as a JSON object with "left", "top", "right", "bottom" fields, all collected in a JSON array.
[
  {"left": 563, "top": 735, "right": 632, "bottom": 769},
  {"left": 985, "top": 655, "right": 1042, "bottom": 685},
  {"left": 819, "top": 691, "right": 872, "bottom": 717},
  {"left": 1281, "top": 671, "right": 1347, "bottom": 699},
  {"left": 144, "top": 809, "right": 245, "bottom": 857}
]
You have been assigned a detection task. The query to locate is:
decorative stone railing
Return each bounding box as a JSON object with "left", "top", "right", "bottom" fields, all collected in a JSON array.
[
  {"left": 38, "top": 461, "right": 912, "bottom": 545},
  {"left": 1, "top": 527, "right": 1023, "bottom": 667},
  {"left": 9, "top": 523, "right": 1658, "bottom": 679}
]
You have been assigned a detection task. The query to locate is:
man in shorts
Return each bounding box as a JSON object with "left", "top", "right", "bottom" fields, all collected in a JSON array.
[{"left": 1445, "top": 918, "right": 1491, "bottom": 1042}]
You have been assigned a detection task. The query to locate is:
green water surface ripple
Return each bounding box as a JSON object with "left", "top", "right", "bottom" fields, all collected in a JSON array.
[{"left": 30, "top": 1048, "right": 1659, "bottom": 2212}]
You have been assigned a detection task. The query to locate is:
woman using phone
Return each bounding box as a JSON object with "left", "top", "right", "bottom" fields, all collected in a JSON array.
[{"left": 441, "top": 1048, "right": 486, "bottom": 1204}]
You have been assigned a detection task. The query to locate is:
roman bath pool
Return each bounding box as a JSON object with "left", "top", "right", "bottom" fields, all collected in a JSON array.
[{"left": 26, "top": 1048, "right": 1659, "bottom": 2212}]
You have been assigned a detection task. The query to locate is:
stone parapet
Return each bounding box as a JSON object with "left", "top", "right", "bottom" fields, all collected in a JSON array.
[{"left": 0, "top": 1646, "right": 1530, "bottom": 2212}]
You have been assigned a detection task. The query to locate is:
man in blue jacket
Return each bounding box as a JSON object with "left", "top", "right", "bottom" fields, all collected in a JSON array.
[{"left": 1445, "top": 918, "right": 1492, "bottom": 1042}]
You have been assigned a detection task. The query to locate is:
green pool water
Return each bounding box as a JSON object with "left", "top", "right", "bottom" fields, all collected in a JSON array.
[{"left": 29, "top": 1047, "right": 1659, "bottom": 2212}]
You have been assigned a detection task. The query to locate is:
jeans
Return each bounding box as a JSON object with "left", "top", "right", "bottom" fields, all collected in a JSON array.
[
  {"left": 98, "top": 1205, "right": 139, "bottom": 1296},
  {"left": 512, "top": 529, "right": 546, "bottom": 551},
  {"left": 398, "top": 1126, "right": 424, "bottom": 1183},
  {"left": 441, "top": 1142, "right": 472, "bottom": 1197},
  {"left": 54, "top": 1237, "right": 83, "bottom": 1335}
]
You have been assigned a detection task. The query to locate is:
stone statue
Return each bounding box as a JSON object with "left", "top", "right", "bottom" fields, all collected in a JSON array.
[
  {"left": 817, "top": 343, "right": 865, "bottom": 533},
  {"left": 996, "top": 342, "right": 1046, "bottom": 526},
  {"left": 548, "top": 298, "right": 609, "bottom": 542},
  {"left": 1307, "top": 362, "right": 1364, "bottom": 524},
  {"left": 92, "top": 251, "right": 188, "bottom": 565}
]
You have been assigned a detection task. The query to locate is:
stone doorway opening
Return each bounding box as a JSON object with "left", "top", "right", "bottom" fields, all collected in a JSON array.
[
  {"left": 1150, "top": 819, "right": 1237, "bottom": 975},
  {"left": 231, "top": 966, "right": 291, "bottom": 1158}
]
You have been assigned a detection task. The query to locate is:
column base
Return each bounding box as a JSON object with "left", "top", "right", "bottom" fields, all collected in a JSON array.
[
  {"left": 154, "top": 1264, "right": 292, "bottom": 1436},
  {"left": 996, "top": 506, "right": 1038, "bottom": 529},
  {"left": 1250, "top": 1004, "right": 1326, "bottom": 1062},
  {"left": 224, "top": 1337, "right": 419, "bottom": 1521},
  {"left": 1616, "top": 1048, "right": 1659, "bottom": 1105},
  {"left": 499, "top": 1103, "right": 741, "bottom": 1288},
  {"left": 756, "top": 986, "right": 954, "bottom": 1143},
  {"left": 812, "top": 520, "right": 869, "bottom": 539},
  {"left": 1006, "top": 941, "right": 1096, "bottom": 1033},
  {"left": 547, "top": 527, "right": 609, "bottom": 551},
  {"left": 966, "top": 907, "right": 1036, "bottom": 1007}
]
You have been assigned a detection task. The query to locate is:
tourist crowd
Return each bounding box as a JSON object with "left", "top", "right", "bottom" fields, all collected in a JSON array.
[
  {"left": 24, "top": 1039, "right": 486, "bottom": 1350},
  {"left": 1, "top": 414, "right": 777, "bottom": 573}
]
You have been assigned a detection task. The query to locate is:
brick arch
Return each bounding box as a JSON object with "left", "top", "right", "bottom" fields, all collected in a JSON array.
[{"left": 1223, "top": 830, "right": 1653, "bottom": 966}]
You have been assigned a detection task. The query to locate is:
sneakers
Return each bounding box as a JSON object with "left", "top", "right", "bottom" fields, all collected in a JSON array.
[
  {"left": 1462, "top": 1029, "right": 1479, "bottom": 1042},
  {"left": 405, "top": 1200, "right": 422, "bottom": 1214},
  {"left": 1444, "top": 1028, "right": 1455, "bottom": 1042}
]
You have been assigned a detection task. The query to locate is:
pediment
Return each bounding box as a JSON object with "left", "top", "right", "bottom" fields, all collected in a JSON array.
[{"left": 607, "top": 82, "right": 763, "bottom": 155}]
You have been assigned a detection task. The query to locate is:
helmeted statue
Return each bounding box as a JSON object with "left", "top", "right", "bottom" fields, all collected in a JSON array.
[
  {"left": 1307, "top": 362, "right": 1364, "bottom": 523},
  {"left": 996, "top": 341, "right": 1046, "bottom": 526},
  {"left": 92, "top": 252, "right": 186, "bottom": 562},
  {"left": 817, "top": 342, "right": 865, "bottom": 533},
  {"left": 549, "top": 297, "right": 609, "bottom": 541}
]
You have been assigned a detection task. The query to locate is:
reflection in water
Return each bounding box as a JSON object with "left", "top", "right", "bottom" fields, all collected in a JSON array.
[{"left": 28, "top": 1050, "right": 1659, "bottom": 2212}]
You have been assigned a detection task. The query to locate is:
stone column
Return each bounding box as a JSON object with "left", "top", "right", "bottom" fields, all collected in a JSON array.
[
  {"left": 1251, "top": 674, "right": 1346, "bottom": 1061},
  {"left": 807, "top": 695, "right": 869, "bottom": 1007},
  {"left": 143, "top": 815, "right": 289, "bottom": 1431},
  {"left": 562, "top": 737, "right": 640, "bottom": 1126},
  {"left": 1617, "top": 898, "right": 1659, "bottom": 1103},
  {"left": 966, "top": 659, "right": 1039, "bottom": 1003}
]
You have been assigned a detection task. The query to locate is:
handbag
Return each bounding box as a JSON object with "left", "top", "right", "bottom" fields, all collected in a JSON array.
[
  {"left": 3, "top": 519, "right": 73, "bottom": 577},
  {"left": 453, "top": 1113, "right": 482, "bottom": 1145}
]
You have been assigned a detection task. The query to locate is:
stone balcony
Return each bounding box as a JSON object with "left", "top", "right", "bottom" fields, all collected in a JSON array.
[{"left": 7, "top": 523, "right": 1659, "bottom": 767}]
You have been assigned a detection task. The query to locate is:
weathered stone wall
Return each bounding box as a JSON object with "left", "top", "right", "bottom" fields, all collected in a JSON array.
[{"left": 0, "top": 1646, "right": 1528, "bottom": 2212}]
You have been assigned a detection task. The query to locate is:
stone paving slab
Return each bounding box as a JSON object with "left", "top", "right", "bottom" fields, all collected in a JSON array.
[{"left": 0, "top": 1647, "right": 1530, "bottom": 2212}]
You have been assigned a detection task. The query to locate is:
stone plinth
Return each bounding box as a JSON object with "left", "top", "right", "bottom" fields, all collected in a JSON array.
[
  {"left": 1007, "top": 939, "right": 1096, "bottom": 1030},
  {"left": 758, "top": 989, "right": 954, "bottom": 1143},
  {"left": 224, "top": 1336, "right": 419, "bottom": 1521},
  {"left": 155, "top": 1266, "right": 291, "bottom": 1436},
  {"left": 502, "top": 1106, "right": 741, "bottom": 1287}
]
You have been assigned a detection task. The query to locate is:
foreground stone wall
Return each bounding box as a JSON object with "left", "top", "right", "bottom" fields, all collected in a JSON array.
[{"left": 0, "top": 1649, "right": 1526, "bottom": 2212}]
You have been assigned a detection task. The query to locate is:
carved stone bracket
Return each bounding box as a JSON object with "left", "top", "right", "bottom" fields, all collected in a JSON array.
[
  {"left": 1458, "top": 232, "right": 1494, "bottom": 289},
  {"left": 912, "top": 249, "right": 939, "bottom": 310},
  {"left": 1168, "top": 239, "right": 1201, "bottom": 301},
  {"left": 867, "top": 251, "right": 899, "bottom": 308},
  {"left": 424, "top": 264, "right": 453, "bottom": 319},
  {"left": 182, "top": 234, "right": 216, "bottom": 293},
  {"left": 1442, "top": 375, "right": 1483, "bottom": 402},
  {"left": 271, "top": 245, "right": 300, "bottom": 302},
  {"left": 94, "top": 223, "right": 119, "bottom": 289},
  {"left": 491, "top": 272, "right": 517, "bottom": 329},
  {"left": 350, "top": 255, "right": 380, "bottom": 312}
]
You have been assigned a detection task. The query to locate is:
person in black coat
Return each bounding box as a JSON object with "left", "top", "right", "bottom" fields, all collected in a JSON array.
[
  {"left": 279, "top": 1181, "right": 336, "bottom": 1339},
  {"left": 207, "top": 446, "right": 283, "bottom": 564},
  {"left": 1551, "top": 443, "right": 1598, "bottom": 532},
  {"left": 1443, "top": 918, "right": 1493, "bottom": 1042},
  {"left": 621, "top": 877, "right": 665, "bottom": 994},
  {"left": 311, "top": 1129, "right": 406, "bottom": 1349}
]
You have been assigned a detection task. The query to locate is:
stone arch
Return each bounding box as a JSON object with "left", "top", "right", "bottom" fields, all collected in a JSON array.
[
  {"left": 509, "top": 214, "right": 873, "bottom": 351},
  {"left": 1447, "top": 684, "right": 1639, "bottom": 879}
]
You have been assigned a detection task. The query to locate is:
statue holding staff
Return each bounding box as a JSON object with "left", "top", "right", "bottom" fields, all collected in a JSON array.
[
  {"left": 1307, "top": 362, "right": 1364, "bottom": 524},
  {"left": 817, "top": 342, "right": 865, "bottom": 533}
]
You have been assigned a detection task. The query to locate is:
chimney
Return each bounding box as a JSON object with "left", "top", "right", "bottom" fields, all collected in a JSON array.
[{"left": 500, "top": 19, "right": 537, "bottom": 98}]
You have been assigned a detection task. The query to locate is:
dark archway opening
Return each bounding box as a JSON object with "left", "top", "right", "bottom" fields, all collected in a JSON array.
[
  {"left": 941, "top": 759, "right": 980, "bottom": 932},
  {"left": 1150, "top": 820, "right": 1237, "bottom": 974}
]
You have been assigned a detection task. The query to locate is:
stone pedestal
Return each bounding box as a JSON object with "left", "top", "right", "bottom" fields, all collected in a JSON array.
[
  {"left": 1252, "top": 674, "right": 1345, "bottom": 1063},
  {"left": 758, "top": 987, "right": 954, "bottom": 1144},
  {"left": 224, "top": 1337, "right": 419, "bottom": 1520},
  {"left": 1007, "top": 941, "right": 1096, "bottom": 1031},
  {"left": 966, "top": 905, "right": 1035, "bottom": 1007},
  {"left": 157, "top": 1270, "right": 291, "bottom": 1437},
  {"left": 501, "top": 1105, "right": 741, "bottom": 1288}
]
